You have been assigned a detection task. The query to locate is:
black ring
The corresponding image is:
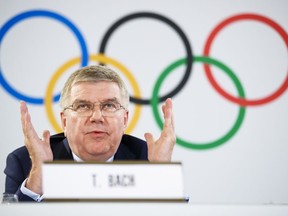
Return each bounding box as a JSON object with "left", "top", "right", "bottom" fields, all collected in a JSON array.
[{"left": 99, "top": 12, "right": 193, "bottom": 105}]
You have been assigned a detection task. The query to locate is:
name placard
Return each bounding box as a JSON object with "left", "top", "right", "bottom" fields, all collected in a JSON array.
[{"left": 42, "top": 161, "right": 185, "bottom": 201}]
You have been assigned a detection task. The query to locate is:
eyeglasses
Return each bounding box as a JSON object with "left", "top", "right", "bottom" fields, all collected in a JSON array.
[{"left": 64, "top": 100, "right": 126, "bottom": 117}]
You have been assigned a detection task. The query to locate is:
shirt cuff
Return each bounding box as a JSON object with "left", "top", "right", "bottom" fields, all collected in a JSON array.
[{"left": 20, "top": 179, "right": 44, "bottom": 202}]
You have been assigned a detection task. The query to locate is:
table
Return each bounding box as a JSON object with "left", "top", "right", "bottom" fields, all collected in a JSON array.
[{"left": 1, "top": 202, "right": 288, "bottom": 216}]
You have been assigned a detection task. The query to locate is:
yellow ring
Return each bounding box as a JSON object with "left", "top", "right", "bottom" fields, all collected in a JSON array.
[{"left": 45, "top": 54, "right": 142, "bottom": 134}]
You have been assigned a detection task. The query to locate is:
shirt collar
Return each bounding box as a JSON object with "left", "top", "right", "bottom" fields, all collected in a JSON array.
[{"left": 72, "top": 152, "right": 114, "bottom": 162}]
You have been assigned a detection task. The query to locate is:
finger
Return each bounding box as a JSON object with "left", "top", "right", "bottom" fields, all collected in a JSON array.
[
  {"left": 162, "top": 98, "right": 174, "bottom": 131},
  {"left": 144, "top": 132, "right": 154, "bottom": 148},
  {"left": 162, "top": 98, "right": 173, "bottom": 121},
  {"left": 20, "top": 101, "right": 29, "bottom": 135},
  {"left": 42, "top": 130, "right": 51, "bottom": 143},
  {"left": 20, "top": 101, "right": 39, "bottom": 142}
]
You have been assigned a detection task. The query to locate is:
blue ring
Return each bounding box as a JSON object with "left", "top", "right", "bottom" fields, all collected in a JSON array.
[{"left": 0, "top": 10, "right": 88, "bottom": 104}]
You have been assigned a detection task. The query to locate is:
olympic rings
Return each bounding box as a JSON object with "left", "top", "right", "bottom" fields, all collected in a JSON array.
[
  {"left": 0, "top": 10, "right": 88, "bottom": 104},
  {"left": 1, "top": 9, "right": 287, "bottom": 150},
  {"left": 45, "top": 54, "right": 142, "bottom": 134},
  {"left": 203, "top": 13, "right": 288, "bottom": 106},
  {"left": 99, "top": 12, "right": 193, "bottom": 105},
  {"left": 151, "top": 56, "right": 246, "bottom": 150}
]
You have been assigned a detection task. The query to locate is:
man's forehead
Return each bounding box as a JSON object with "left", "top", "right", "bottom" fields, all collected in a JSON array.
[{"left": 70, "top": 82, "right": 122, "bottom": 101}]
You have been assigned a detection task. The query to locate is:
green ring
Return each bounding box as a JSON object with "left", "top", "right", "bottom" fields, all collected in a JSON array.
[{"left": 151, "top": 56, "right": 246, "bottom": 150}]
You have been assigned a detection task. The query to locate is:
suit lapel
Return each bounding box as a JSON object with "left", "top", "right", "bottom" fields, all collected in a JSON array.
[
  {"left": 52, "top": 138, "right": 73, "bottom": 160},
  {"left": 114, "top": 142, "right": 137, "bottom": 160}
]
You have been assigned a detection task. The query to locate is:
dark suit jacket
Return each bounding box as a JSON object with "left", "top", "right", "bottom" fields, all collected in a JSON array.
[{"left": 4, "top": 133, "right": 148, "bottom": 202}]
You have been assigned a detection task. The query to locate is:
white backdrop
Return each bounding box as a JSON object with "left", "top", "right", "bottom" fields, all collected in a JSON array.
[{"left": 0, "top": 0, "right": 287, "bottom": 204}]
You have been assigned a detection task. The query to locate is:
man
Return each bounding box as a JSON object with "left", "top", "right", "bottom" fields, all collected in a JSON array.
[{"left": 4, "top": 65, "right": 176, "bottom": 202}]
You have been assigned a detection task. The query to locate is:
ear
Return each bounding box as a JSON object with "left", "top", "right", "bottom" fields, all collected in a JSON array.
[
  {"left": 60, "top": 111, "right": 67, "bottom": 136},
  {"left": 123, "top": 110, "right": 129, "bottom": 130}
]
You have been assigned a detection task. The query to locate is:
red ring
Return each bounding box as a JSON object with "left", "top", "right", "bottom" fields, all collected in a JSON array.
[{"left": 203, "top": 13, "right": 288, "bottom": 106}]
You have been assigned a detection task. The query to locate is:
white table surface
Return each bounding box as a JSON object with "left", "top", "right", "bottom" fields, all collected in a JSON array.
[{"left": 1, "top": 202, "right": 288, "bottom": 216}]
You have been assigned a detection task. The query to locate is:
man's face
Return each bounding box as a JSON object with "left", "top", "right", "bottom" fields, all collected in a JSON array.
[{"left": 60, "top": 81, "right": 129, "bottom": 161}]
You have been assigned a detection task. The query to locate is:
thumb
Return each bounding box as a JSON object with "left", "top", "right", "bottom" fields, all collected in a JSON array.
[
  {"left": 144, "top": 133, "right": 154, "bottom": 148},
  {"left": 42, "top": 130, "right": 50, "bottom": 143}
]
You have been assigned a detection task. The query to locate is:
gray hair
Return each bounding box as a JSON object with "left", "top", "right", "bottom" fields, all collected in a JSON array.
[{"left": 59, "top": 65, "right": 129, "bottom": 109}]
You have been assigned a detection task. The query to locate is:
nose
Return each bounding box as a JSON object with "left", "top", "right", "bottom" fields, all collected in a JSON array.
[{"left": 89, "top": 104, "right": 103, "bottom": 121}]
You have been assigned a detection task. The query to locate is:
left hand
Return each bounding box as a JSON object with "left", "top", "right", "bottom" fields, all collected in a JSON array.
[{"left": 144, "top": 98, "right": 176, "bottom": 162}]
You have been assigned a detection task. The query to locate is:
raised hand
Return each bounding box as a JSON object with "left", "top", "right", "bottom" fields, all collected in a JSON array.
[
  {"left": 144, "top": 98, "right": 176, "bottom": 162},
  {"left": 20, "top": 101, "right": 53, "bottom": 194}
]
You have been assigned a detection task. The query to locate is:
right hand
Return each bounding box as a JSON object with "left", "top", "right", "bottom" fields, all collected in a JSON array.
[{"left": 20, "top": 101, "right": 53, "bottom": 194}]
